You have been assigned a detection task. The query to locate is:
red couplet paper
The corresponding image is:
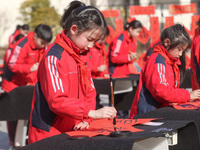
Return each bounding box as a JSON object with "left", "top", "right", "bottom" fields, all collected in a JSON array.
[
  {"left": 66, "top": 118, "right": 159, "bottom": 137},
  {"left": 150, "top": 17, "right": 160, "bottom": 44},
  {"left": 191, "top": 15, "right": 200, "bottom": 38},
  {"left": 101, "top": 10, "right": 121, "bottom": 18},
  {"left": 172, "top": 101, "right": 200, "bottom": 110},
  {"left": 169, "top": 3, "right": 197, "bottom": 15},
  {"left": 129, "top": 5, "right": 155, "bottom": 15},
  {"left": 128, "top": 17, "right": 136, "bottom": 23},
  {"left": 138, "top": 26, "right": 150, "bottom": 45},
  {"left": 115, "top": 18, "right": 124, "bottom": 36},
  {"left": 105, "top": 26, "right": 117, "bottom": 44},
  {"left": 165, "top": 16, "right": 174, "bottom": 29}
]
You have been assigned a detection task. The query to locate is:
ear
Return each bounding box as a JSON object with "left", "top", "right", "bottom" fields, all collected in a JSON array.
[
  {"left": 163, "top": 38, "right": 170, "bottom": 49},
  {"left": 33, "top": 33, "right": 37, "bottom": 39},
  {"left": 70, "top": 25, "right": 78, "bottom": 35}
]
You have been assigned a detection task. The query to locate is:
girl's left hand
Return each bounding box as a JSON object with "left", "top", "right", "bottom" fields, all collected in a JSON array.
[{"left": 73, "top": 121, "right": 90, "bottom": 131}]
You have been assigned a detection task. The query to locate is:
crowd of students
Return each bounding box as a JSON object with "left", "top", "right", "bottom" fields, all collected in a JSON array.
[{"left": 1, "top": 0, "right": 200, "bottom": 148}]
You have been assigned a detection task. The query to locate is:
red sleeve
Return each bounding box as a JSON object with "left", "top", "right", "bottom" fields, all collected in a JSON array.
[
  {"left": 40, "top": 55, "right": 96, "bottom": 121},
  {"left": 8, "top": 44, "right": 32, "bottom": 74},
  {"left": 194, "top": 37, "right": 200, "bottom": 70},
  {"left": 144, "top": 57, "right": 190, "bottom": 103},
  {"left": 109, "top": 39, "right": 130, "bottom": 64},
  {"left": 89, "top": 48, "right": 99, "bottom": 74}
]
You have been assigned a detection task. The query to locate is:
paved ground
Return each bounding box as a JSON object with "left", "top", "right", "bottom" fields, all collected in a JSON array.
[{"left": 0, "top": 121, "right": 9, "bottom": 150}]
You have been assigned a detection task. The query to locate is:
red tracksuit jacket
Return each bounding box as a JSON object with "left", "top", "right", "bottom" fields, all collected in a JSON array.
[
  {"left": 191, "top": 30, "right": 200, "bottom": 90},
  {"left": 2, "top": 32, "right": 44, "bottom": 93},
  {"left": 108, "top": 31, "right": 137, "bottom": 77},
  {"left": 28, "top": 30, "right": 96, "bottom": 143},
  {"left": 129, "top": 45, "right": 190, "bottom": 118},
  {"left": 86, "top": 43, "right": 108, "bottom": 78},
  {"left": 8, "top": 29, "right": 20, "bottom": 48}
]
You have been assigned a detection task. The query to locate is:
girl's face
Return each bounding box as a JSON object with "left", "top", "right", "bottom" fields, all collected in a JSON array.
[
  {"left": 33, "top": 33, "right": 48, "bottom": 49},
  {"left": 129, "top": 27, "right": 142, "bottom": 39},
  {"left": 70, "top": 25, "right": 102, "bottom": 53},
  {"left": 168, "top": 43, "right": 188, "bottom": 59}
]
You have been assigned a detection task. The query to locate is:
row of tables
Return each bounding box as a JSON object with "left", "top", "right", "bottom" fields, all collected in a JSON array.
[{"left": 0, "top": 73, "right": 199, "bottom": 149}]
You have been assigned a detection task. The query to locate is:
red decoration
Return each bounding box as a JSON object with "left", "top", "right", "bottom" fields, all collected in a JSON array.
[
  {"left": 129, "top": 5, "right": 155, "bottom": 15},
  {"left": 169, "top": 3, "right": 197, "bottom": 15},
  {"left": 101, "top": 10, "right": 121, "bottom": 18},
  {"left": 66, "top": 118, "right": 159, "bottom": 137},
  {"left": 165, "top": 16, "right": 174, "bottom": 29},
  {"left": 138, "top": 26, "right": 150, "bottom": 44},
  {"left": 172, "top": 101, "right": 200, "bottom": 110},
  {"left": 115, "top": 18, "right": 124, "bottom": 36},
  {"left": 150, "top": 17, "right": 160, "bottom": 44}
]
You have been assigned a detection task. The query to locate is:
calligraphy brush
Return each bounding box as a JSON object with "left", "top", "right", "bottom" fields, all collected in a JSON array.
[
  {"left": 28, "top": 53, "right": 37, "bottom": 63},
  {"left": 109, "top": 73, "right": 116, "bottom": 131},
  {"left": 191, "top": 69, "right": 199, "bottom": 89}
]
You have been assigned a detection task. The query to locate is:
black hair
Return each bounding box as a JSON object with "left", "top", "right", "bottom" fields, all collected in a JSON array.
[
  {"left": 16, "top": 25, "right": 21, "bottom": 30},
  {"left": 34, "top": 24, "right": 52, "bottom": 43},
  {"left": 124, "top": 20, "right": 143, "bottom": 30},
  {"left": 22, "top": 24, "right": 30, "bottom": 30},
  {"left": 160, "top": 24, "right": 192, "bottom": 84},
  {"left": 196, "top": 17, "right": 200, "bottom": 31},
  {"left": 14, "top": 34, "right": 24, "bottom": 42},
  {"left": 61, "top": 1, "right": 108, "bottom": 40}
]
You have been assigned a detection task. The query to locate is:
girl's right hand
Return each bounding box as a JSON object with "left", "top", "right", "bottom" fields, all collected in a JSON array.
[
  {"left": 30, "top": 62, "right": 39, "bottom": 72},
  {"left": 88, "top": 107, "right": 117, "bottom": 119},
  {"left": 128, "top": 52, "right": 137, "bottom": 61},
  {"left": 190, "top": 89, "right": 200, "bottom": 101},
  {"left": 97, "top": 65, "right": 107, "bottom": 72}
]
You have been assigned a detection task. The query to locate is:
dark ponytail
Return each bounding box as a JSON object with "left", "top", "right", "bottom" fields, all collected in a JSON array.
[
  {"left": 124, "top": 20, "right": 143, "bottom": 30},
  {"left": 61, "top": 1, "right": 86, "bottom": 29},
  {"left": 60, "top": 0, "right": 108, "bottom": 41}
]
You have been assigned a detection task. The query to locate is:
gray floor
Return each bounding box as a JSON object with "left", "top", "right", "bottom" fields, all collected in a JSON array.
[{"left": 0, "top": 121, "right": 9, "bottom": 150}]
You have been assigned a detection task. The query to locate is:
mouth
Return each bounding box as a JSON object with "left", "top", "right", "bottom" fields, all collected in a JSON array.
[{"left": 80, "top": 49, "right": 90, "bottom": 55}]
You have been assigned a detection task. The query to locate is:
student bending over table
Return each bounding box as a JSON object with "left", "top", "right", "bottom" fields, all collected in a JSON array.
[
  {"left": 28, "top": 1, "right": 116, "bottom": 144},
  {"left": 129, "top": 24, "right": 200, "bottom": 119}
]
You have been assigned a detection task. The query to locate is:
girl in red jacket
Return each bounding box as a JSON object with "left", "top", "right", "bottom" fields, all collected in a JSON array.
[
  {"left": 28, "top": 1, "right": 116, "bottom": 143},
  {"left": 108, "top": 20, "right": 143, "bottom": 77},
  {"left": 191, "top": 17, "right": 200, "bottom": 90},
  {"left": 129, "top": 24, "right": 200, "bottom": 119}
]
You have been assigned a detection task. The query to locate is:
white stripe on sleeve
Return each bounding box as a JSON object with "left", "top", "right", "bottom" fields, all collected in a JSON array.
[{"left": 48, "top": 56, "right": 64, "bottom": 93}]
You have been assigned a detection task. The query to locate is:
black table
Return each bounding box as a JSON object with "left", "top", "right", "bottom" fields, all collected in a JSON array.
[
  {"left": 93, "top": 74, "right": 139, "bottom": 110},
  {"left": 134, "top": 107, "right": 200, "bottom": 150},
  {"left": 17, "top": 119, "right": 198, "bottom": 150},
  {"left": 0, "top": 86, "right": 34, "bottom": 121}
]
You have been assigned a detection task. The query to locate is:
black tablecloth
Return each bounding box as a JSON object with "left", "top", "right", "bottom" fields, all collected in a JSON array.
[
  {"left": 134, "top": 107, "right": 200, "bottom": 150},
  {"left": 0, "top": 86, "right": 34, "bottom": 121},
  {"left": 17, "top": 120, "right": 197, "bottom": 150},
  {"left": 93, "top": 74, "right": 139, "bottom": 110}
]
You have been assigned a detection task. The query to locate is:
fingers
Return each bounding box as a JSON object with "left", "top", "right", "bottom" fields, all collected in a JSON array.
[
  {"left": 73, "top": 121, "right": 89, "bottom": 131},
  {"left": 101, "top": 107, "right": 117, "bottom": 119}
]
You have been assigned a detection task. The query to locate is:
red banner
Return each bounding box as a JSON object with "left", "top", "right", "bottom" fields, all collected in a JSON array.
[
  {"left": 191, "top": 15, "right": 200, "bottom": 38},
  {"left": 165, "top": 16, "right": 174, "bottom": 29},
  {"left": 138, "top": 26, "right": 150, "bottom": 44},
  {"left": 106, "top": 26, "right": 116, "bottom": 44},
  {"left": 128, "top": 17, "right": 135, "bottom": 23},
  {"left": 169, "top": 3, "right": 197, "bottom": 15},
  {"left": 129, "top": 5, "right": 155, "bottom": 15},
  {"left": 101, "top": 10, "right": 121, "bottom": 18},
  {"left": 150, "top": 17, "right": 160, "bottom": 44},
  {"left": 115, "top": 18, "right": 123, "bottom": 37}
]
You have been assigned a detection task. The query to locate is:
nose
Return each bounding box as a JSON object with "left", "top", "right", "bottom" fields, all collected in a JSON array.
[
  {"left": 179, "top": 51, "right": 183, "bottom": 57},
  {"left": 88, "top": 42, "right": 94, "bottom": 49}
]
